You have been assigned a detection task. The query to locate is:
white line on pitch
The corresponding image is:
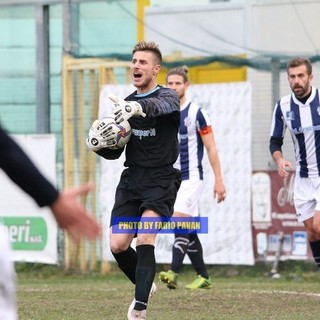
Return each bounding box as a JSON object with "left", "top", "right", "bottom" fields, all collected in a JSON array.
[{"left": 227, "top": 288, "right": 320, "bottom": 298}]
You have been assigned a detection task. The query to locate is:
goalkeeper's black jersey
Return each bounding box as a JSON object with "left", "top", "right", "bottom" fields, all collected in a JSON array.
[{"left": 124, "top": 86, "right": 180, "bottom": 168}]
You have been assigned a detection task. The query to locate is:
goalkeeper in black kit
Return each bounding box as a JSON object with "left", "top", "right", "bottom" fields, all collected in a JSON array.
[{"left": 87, "top": 41, "right": 181, "bottom": 320}]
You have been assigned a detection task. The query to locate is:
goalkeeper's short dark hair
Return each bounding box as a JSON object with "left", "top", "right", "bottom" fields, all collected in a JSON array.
[
  {"left": 166, "top": 66, "right": 189, "bottom": 83},
  {"left": 132, "top": 41, "right": 162, "bottom": 64}
]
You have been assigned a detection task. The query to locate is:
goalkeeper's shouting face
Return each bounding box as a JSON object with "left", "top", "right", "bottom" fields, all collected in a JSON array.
[{"left": 131, "top": 50, "right": 161, "bottom": 94}]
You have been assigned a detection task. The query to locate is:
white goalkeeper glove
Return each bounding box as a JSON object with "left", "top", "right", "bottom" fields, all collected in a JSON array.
[
  {"left": 86, "top": 119, "right": 117, "bottom": 151},
  {"left": 109, "top": 94, "right": 146, "bottom": 124}
]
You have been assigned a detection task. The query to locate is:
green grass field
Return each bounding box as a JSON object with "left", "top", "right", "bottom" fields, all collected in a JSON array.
[{"left": 16, "top": 262, "right": 320, "bottom": 320}]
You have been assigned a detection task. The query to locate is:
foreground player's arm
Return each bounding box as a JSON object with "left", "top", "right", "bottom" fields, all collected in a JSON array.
[
  {"left": 201, "top": 128, "right": 226, "bottom": 203},
  {"left": 0, "top": 126, "right": 100, "bottom": 240},
  {"left": 0, "top": 126, "right": 59, "bottom": 206}
]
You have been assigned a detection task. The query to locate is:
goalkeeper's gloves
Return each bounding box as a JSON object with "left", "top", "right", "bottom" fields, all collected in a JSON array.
[
  {"left": 109, "top": 94, "right": 146, "bottom": 124},
  {"left": 86, "top": 119, "right": 117, "bottom": 151}
]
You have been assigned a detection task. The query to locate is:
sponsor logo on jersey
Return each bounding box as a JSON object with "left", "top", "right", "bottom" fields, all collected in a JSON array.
[
  {"left": 286, "top": 111, "right": 295, "bottom": 121},
  {"left": 184, "top": 117, "right": 192, "bottom": 127},
  {"left": 132, "top": 128, "right": 156, "bottom": 139}
]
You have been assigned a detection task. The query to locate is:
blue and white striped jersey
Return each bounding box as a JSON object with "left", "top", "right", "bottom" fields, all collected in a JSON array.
[
  {"left": 174, "top": 100, "right": 212, "bottom": 181},
  {"left": 270, "top": 87, "right": 320, "bottom": 178}
]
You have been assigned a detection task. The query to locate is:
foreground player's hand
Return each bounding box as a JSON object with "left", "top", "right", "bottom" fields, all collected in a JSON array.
[
  {"left": 50, "top": 183, "right": 101, "bottom": 242},
  {"left": 109, "top": 94, "right": 146, "bottom": 123}
]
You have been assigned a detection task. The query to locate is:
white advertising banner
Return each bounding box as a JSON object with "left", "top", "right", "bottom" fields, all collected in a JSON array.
[
  {"left": 99, "top": 82, "right": 254, "bottom": 265},
  {"left": 0, "top": 134, "right": 58, "bottom": 264}
]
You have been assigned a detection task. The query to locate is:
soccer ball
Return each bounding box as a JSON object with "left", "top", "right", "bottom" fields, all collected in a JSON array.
[
  {"left": 87, "top": 115, "right": 132, "bottom": 152},
  {"left": 104, "top": 115, "right": 132, "bottom": 150}
]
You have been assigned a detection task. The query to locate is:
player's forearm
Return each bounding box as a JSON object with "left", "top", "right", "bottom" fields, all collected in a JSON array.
[
  {"left": 95, "top": 147, "right": 124, "bottom": 159},
  {"left": 272, "top": 150, "right": 284, "bottom": 164},
  {"left": 207, "top": 149, "right": 224, "bottom": 182}
]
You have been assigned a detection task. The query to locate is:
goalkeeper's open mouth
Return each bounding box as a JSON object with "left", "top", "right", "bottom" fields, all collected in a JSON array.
[{"left": 133, "top": 73, "right": 142, "bottom": 79}]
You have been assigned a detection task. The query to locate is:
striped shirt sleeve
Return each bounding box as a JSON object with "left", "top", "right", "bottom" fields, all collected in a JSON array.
[
  {"left": 270, "top": 101, "right": 286, "bottom": 138},
  {"left": 196, "top": 108, "right": 212, "bottom": 135}
]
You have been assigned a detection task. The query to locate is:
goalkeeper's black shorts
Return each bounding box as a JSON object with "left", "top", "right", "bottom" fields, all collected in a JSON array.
[{"left": 110, "top": 165, "right": 181, "bottom": 226}]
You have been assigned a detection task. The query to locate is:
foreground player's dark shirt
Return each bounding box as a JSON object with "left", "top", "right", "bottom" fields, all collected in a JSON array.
[
  {"left": 0, "top": 125, "right": 59, "bottom": 207},
  {"left": 97, "top": 86, "right": 180, "bottom": 168}
]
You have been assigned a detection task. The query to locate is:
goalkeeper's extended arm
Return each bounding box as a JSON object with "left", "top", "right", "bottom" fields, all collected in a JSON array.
[{"left": 109, "top": 94, "right": 146, "bottom": 124}]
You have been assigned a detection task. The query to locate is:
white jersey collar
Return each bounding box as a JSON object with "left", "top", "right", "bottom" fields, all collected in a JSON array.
[
  {"left": 291, "top": 87, "right": 316, "bottom": 106},
  {"left": 180, "top": 100, "right": 191, "bottom": 111}
]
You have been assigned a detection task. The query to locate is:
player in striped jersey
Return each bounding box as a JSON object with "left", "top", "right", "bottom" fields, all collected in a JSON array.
[
  {"left": 159, "top": 66, "right": 226, "bottom": 290},
  {"left": 270, "top": 57, "right": 320, "bottom": 268}
]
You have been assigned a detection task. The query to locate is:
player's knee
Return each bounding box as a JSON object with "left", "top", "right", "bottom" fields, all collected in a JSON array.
[
  {"left": 136, "top": 234, "right": 156, "bottom": 246},
  {"left": 109, "top": 239, "right": 129, "bottom": 253},
  {"left": 307, "top": 225, "right": 320, "bottom": 241},
  {"left": 312, "top": 227, "right": 320, "bottom": 239}
]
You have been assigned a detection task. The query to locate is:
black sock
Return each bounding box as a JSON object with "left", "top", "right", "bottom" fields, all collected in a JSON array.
[
  {"left": 171, "top": 233, "right": 190, "bottom": 274},
  {"left": 134, "top": 245, "right": 156, "bottom": 311},
  {"left": 309, "top": 240, "right": 320, "bottom": 268},
  {"left": 187, "top": 233, "right": 209, "bottom": 279},
  {"left": 111, "top": 246, "right": 137, "bottom": 284}
]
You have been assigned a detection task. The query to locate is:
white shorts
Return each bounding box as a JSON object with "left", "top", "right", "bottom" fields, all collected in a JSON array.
[
  {"left": 0, "top": 229, "right": 17, "bottom": 320},
  {"left": 294, "top": 175, "right": 320, "bottom": 223},
  {"left": 174, "top": 179, "right": 204, "bottom": 217}
]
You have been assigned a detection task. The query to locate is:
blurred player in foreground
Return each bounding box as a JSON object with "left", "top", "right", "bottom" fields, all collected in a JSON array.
[
  {"left": 87, "top": 41, "right": 181, "bottom": 320},
  {"left": 0, "top": 124, "right": 100, "bottom": 320},
  {"left": 270, "top": 57, "right": 320, "bottom": 269},
  {"left": 159, "top": 66, "right": 226, "bottom": 290}
]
